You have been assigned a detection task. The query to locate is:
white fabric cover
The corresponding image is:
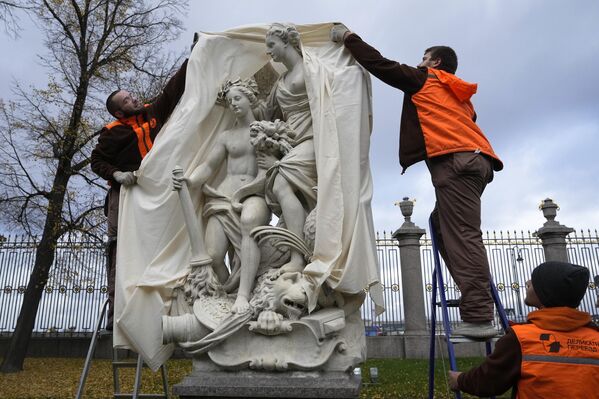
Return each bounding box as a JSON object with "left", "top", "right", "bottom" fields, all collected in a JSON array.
[{"left": 113, "top": 22, "right": 384, "bottom": 371}]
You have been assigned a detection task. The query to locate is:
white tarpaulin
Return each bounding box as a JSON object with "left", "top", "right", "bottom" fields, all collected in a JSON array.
[{"left": 113, "top": 22, "right": 384, "bottom": 370}]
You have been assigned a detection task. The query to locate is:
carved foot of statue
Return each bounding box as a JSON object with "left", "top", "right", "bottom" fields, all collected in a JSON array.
[{"left": 231, "top": 295, "right": 251, "bottom": 314}]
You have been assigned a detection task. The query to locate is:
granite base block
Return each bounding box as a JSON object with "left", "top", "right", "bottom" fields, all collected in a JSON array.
[{"left": 173, "top": 370, "right": 361, "bottom": 398}]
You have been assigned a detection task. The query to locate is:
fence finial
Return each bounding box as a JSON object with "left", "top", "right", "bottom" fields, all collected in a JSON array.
[
  {"left": 535, "top": 198, "right": 574, "bottom": 262},
  {"left": 539, "top": 198, "right": 560, "bottom": 225},
  {"left": 395, "top": 197, "right": 416, "bottom": 227}
]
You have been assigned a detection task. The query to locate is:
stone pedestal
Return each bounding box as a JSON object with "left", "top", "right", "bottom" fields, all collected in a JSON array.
[
  {"left": 392, "top": 198, "right": 427, "bottom": 335},
  {"left": 173, "top": 370, "right": 361, "bottom": 398},
  {"left": 169, "top": 307, "right": 366, "bottom": 398},
  {"left": 402, "top": 332, "right": 431, "bottom": 358},
  {"left": 393, "top": 198, "right": 429, "bottom": 358}
]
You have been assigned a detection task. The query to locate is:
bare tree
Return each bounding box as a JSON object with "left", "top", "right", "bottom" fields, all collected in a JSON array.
[
  {"left": 0, "top": 0, "right": 187, "bottom": 373},
  {"left": 0, "top": 1, "right": 27, "bottom": 37}
]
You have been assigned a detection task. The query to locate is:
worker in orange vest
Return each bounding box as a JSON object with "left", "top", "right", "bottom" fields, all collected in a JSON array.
[
  {"left": 331, "top": 24, "right": 502, "bottom": 338},
  {"left": 448, "top": 261, "right": 599, "bottom": 398},
  {"left": 90, "top": 58, "right": 189, "bottom": 331}
]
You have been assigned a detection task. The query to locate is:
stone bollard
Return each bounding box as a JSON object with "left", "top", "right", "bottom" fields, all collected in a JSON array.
[
  {"left": 393, "top": 198, "right": 428, "bottom": 357},
  {"left": 534, "top": 198, "right": 574, "bottom": 263}
]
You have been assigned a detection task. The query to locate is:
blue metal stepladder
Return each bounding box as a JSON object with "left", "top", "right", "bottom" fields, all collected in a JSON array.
[{"left": 427, "top": 216, "right": 510, "bottom": 399}]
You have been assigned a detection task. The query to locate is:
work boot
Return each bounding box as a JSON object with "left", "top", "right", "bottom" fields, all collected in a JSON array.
[{"left": 452, "top": 322, "right": 498, "bottom": 339}]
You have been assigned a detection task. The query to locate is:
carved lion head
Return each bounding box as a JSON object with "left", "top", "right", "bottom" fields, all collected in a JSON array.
[{"left": 250, "top": 270, "right": 308, "bottom": 320}]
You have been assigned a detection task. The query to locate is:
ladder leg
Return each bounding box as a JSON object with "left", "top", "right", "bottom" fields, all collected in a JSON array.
[
  {"left": 160, "top": 364, "right": 170, "bottom": 399},
  {"left": 487, "top": 339, "right": 496, "bottom": 399},
  {"left": 490, "top": 276, "right": 510, "bottom": 331},
  {"left": 429, "top": 218, "right": 457, "bottom": 367},
  {"left": 429, "top": 217, "right": 462, "bottom": 399},
  {"left": 75, "top": 298, "right": 109, "bottom": 399},
  {"left": 428, "top": 268, "right": 438, "bottom": 399},
  {"left": 112, "top": 350, "right": 169, "bottom": 399},
  {"left": 132, "top": 354, "right": 144, "bottom": 399},
  {"left": 437, "top": 266, "right": 459, "bottom": 371},
  {"left": 112, "top": 348, "right": 121, "bottom": 395},
  {"left": 489, "top": 278, "right": 508, "bottom": 399},
  {"left": 436, "top": 261, "right": 462, "bottom": 399},
  {"left": 485, "top": 340, "right": 492, "bottom": 356}
]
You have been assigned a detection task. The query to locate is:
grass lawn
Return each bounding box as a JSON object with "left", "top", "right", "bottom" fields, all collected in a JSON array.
[{"left": 0, "top": 357, "right": 512, "bottom": 398}]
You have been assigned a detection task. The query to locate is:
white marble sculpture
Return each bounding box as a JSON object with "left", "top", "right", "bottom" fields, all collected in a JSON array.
[
  {"left": 172, "top": 78, "right": 275, "bottom": 315},
  {"left": 161, "top": 23, "right": 376, "bottom": 371},
  {"left": 113, "top": 22, "right": 383, "bottom": 372}
]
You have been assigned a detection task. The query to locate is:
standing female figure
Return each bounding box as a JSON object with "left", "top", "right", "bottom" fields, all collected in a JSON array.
[{"left": 260, "top": 23, "right": 317, "bottom": 274}]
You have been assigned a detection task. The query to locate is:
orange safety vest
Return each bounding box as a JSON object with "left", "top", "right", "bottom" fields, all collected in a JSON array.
[
  {"left": 411, "top": 68, "right": 502, "bottom": 168},
  {"left": 105, "top": 106, "right": 156, "bottom": 159},
  {"left": 513, "top": 323, "right": 599, "bottom": 398}
]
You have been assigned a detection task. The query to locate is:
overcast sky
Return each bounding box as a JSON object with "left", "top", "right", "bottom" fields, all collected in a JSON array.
[{"left": 2, "top": 0, "right": 598, "bottom": 234}]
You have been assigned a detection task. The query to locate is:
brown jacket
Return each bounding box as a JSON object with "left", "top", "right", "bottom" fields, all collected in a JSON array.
[
  {"left": 343, "top": 34, "right": 502, "bottom": 173},
  {"left": 91, "top": 59, "right": 188, "bottom": 185},
  {"left": 458, "top": 307, "right": 599, "bottom": 398}
]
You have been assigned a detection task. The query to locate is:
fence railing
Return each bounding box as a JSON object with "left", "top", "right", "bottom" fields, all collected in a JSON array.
[
  {"left": 1, "top": 227, "right": 598, "bottom": 337},
  {"left": 0, "top": 235, "right": 107, "bottom": 335},
  {"left": 359, "top": 228, "right": 599, "bottom": 334}
]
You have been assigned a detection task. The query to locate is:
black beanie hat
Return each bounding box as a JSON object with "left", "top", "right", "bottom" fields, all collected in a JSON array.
[{"left": 531, "top": 261, "right": 589, "bottom": 308}]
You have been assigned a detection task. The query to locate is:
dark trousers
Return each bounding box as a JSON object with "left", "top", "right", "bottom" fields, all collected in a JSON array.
[
  {"left": 428, "top": 152, "right": 494, "bottom": 323},
  {"left": 105, "top": 186, "right": 120, "bottom": 328}
]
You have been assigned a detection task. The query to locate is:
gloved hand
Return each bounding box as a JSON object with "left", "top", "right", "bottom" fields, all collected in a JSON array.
[
  {"left": 113, "top": 171, "right": 137, "bottom": 186},
  {"left": 330, "top": 23, "right": 350, "bottom": 43}
]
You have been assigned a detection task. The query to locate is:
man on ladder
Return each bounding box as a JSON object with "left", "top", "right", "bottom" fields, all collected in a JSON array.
[
  {"left": 331, "top": 24, "right": 503, "bottom": 338},
  {"left": 78, "top": 36, "right": 197, "bottom": 399},
  {"left": 448, "top": 261, "right": 599, "bottom": 398},
  {"left": 91, "top": 58, "right": 189, "bottom": 331}
]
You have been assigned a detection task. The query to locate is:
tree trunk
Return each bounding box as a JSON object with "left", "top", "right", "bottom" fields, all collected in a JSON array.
[
  {"left": 0, "top": 0, "right": 184, "bottom": 374},
  {"left": 0, "top": 173, "right": 68, "bottom": 373}
]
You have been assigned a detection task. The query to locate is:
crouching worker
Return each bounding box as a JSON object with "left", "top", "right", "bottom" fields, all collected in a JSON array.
[{"left": 448, "top": 261, "right": 599, "bottom": 398}]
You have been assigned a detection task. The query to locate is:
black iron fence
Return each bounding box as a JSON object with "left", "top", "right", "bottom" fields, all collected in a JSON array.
[
  {"left": 1, "top": 229, "right": 598, "bottom": 336},
  {"left": 0, "top": 235, "right": 107, "bottom": 335},
  {"left": 361, "top": 229, "right": 599, "bottom": 335}
]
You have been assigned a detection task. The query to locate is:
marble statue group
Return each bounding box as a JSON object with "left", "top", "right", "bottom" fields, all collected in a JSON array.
[
  {"left": 90, "top": 14, "right": 522, "bottom": 398},
  {"left": 112, "top": 22, "right": 383, "bottom": 374}
]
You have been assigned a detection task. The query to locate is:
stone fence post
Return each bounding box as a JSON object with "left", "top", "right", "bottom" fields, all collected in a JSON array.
[
  {"left": 392, "top": 198, "right": 427, "bottom": 335},
  {"left": 534, "top": 198, "right": 574, "bottom": 263}
]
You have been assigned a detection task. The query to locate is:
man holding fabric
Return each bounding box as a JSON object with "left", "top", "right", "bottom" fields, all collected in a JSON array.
[
  {"left": 90, "top": 59, "right": 188, "bottom": 330},
  {"left": 448, "top": 261, "right": 599, "bottom": 398},
  {"left": 331, "top": 25, "right": 503, "bottom": 338}
]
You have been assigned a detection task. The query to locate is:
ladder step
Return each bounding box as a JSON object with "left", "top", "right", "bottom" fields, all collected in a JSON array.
[
  {"left": 112, "top": 361, "right": 147, "bottom": 367},
  {"left": 435, "top": 299, "right": 460, "bottom": 307},
  {"left": 446, "top": 335, "right": 502, "bottom": 344}
]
